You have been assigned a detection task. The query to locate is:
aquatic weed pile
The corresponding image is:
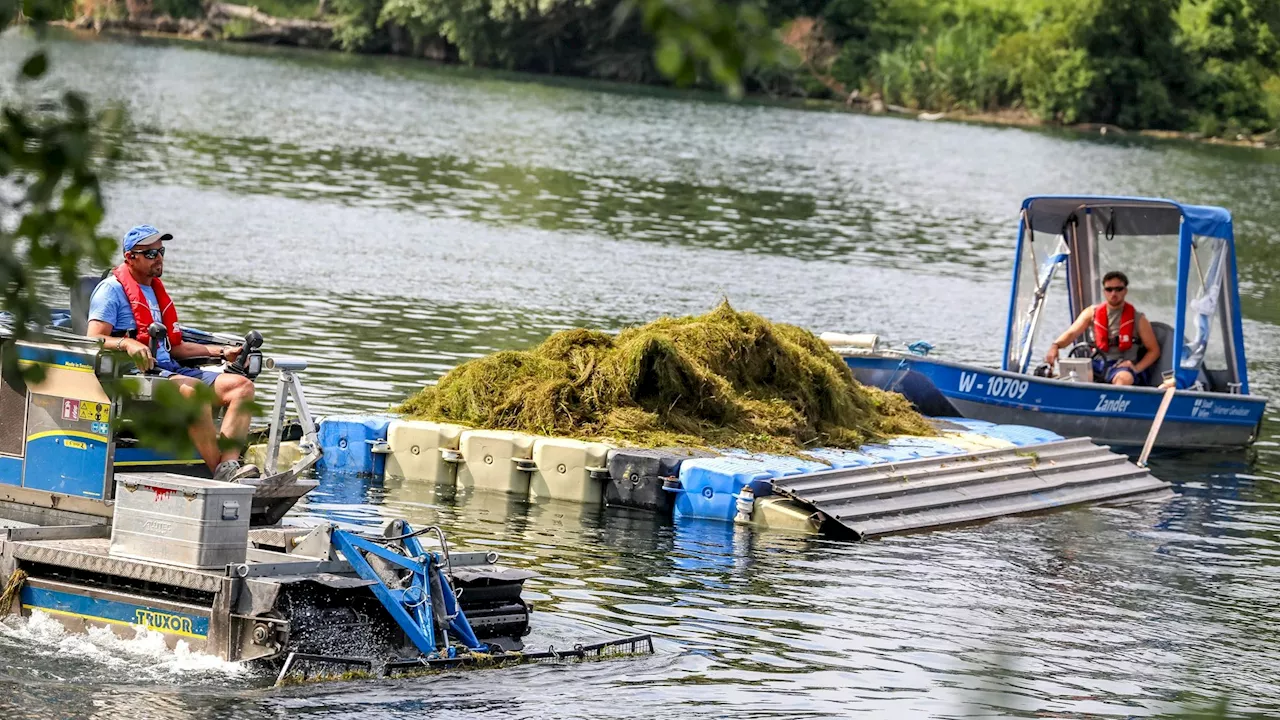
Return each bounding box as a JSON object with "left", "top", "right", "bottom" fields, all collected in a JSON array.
[{"left": 396, "top": 302, "right": 933, "bottom": 453}]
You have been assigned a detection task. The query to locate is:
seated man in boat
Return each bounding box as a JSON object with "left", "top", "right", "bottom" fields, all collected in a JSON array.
[
  {"left": 1044, "top": 271, "right": 1161, "bottom": 386},
  {"left": 85, "top": 225, "right": 260, "bottom": 483}
]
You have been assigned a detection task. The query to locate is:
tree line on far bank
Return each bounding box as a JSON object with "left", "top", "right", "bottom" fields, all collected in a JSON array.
[{"left": 76, "top": 0, "right": 1280, "bottom": 137}]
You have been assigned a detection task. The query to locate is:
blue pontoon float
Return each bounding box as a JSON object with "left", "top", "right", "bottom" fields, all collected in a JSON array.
[{"left": 835, "top": 196, "right": 1267, "bottom": 450}]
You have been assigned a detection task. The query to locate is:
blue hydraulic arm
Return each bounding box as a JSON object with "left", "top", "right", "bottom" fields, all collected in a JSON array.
[
  {"left": 402, "top": 532, "right": 483, "bottom": 650},
  {"left": 330, "top": 526, "right": 486, "bottom": 657}
]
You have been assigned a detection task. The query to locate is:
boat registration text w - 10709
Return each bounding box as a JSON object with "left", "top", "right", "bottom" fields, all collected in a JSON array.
[{"left": 957, "top": 372, "right": 1029, "bottom": 400}]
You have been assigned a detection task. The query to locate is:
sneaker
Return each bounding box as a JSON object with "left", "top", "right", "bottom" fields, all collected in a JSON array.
[{"left": 213, "top": 459, "right": 261, "bottom": 484}]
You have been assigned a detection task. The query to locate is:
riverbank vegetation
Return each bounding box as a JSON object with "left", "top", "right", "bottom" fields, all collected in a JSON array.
[{"left": 65, "top": 0, "right": 1280, "bottom": 139}]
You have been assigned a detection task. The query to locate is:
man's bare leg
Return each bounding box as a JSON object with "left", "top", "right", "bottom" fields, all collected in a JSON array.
[
  {"left": 172, "top": 376, "right": 221, "bottom": 471},
  {"left": 213, "top": 373, "right": 256, "bottom": 465}
]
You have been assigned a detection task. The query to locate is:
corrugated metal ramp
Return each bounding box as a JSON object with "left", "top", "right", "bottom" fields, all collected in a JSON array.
[{"left": 772, "top": 438, "right": 1171, "bottom": 539}]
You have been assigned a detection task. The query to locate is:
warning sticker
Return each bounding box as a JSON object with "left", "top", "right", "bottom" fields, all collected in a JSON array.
[
  {"left": 80, "top": 401, "right": 110, "bottom": 422},
  {"left": 59, "top": 398, "right": 110, "bottom": 424}
]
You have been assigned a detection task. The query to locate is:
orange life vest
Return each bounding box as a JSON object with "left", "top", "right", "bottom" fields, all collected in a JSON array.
[
  {"left": 112, "top": 265, "right": 181, "bottom": 349},
  {"left": 1092, "top": 302, "right": 1135, "bottom": 353}
]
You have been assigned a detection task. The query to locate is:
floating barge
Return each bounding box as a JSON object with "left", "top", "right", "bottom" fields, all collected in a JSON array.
[{"left": 317, "top": 414, "right": 1172, "bottom": 539}]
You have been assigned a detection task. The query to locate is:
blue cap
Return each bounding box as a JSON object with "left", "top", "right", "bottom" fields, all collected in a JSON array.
[{"left": 122, "top": 224, "right": 173, "bottom": 253}]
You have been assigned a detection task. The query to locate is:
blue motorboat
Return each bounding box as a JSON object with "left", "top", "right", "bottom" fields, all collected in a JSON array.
[{"left": 833, "top": 196, "right": 1267, "bottom": 450}]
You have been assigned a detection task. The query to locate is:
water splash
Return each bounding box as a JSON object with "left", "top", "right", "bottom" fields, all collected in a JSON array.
[{"left": 0, "top": 611, "right": 250, "bottom": 682}]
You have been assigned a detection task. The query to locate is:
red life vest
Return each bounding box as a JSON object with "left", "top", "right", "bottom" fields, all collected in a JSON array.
[
  {"left": 1093, "top": 302, "right": 1135, "bottom": 353},
  {"left": 112, "top": 265, "right": 182, "bottom": 349}
]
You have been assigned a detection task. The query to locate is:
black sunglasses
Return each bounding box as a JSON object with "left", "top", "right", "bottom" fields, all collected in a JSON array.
[
  {"left": 130, "top": 247, "right": 166, "bottom": 259},
  {"left": 1103, "top": 285, "right": 1127, "bottom": 293}
]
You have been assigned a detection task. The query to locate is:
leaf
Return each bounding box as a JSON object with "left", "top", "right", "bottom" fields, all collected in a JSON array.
[
  {"left": 20, "top": 52, "right": 47, "bottom": 80},
  {"left": 65, "top": 92, "right": 88, "bottom": 117},
  {"left": 655, "top": 37, "right": 685, "bottom": 79}
]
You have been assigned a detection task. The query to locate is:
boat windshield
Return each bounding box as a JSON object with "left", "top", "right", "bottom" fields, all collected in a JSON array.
[{"left": 1006, "top": 218, "right": 1072, "bottom": 373}]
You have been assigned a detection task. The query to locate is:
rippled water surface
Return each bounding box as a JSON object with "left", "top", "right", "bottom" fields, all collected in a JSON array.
[{"left": 3, "top": 33, "right": 1280, "bottom": 719}]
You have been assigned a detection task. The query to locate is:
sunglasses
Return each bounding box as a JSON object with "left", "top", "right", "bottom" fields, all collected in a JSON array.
[
  {"left": 130, "top": 247, "right": 166, "bottom": 259},
  {"left": 1103, "top": 285, "right": 1127, "bottom": 293}
]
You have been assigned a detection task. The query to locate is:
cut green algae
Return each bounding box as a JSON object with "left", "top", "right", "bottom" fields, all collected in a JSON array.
[{"left": 396, "top": 302, "right": 933, "bottom": 454}]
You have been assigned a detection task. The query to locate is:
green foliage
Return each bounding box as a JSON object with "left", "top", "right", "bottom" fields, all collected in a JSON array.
[
  {"left": 106, "top": 376, "right": 220, "bottom": 454},
  {"left": 993, "top": 29, "right": 1095, "bottom": 122},
  {"left": 151, "top": 0, "right": 204, "bottom": 18},
  {"left": 1263, "top": 72, "right": 1280, "bottom": 123},
  {"left": 221, "top": 17, "right": 259, "bottom": 38},
  {"left": 216, "top": 0, "right": 1280, "bottom": 129},
  {"left": 1192, "top": 57, "right": 1273, "bottom": 131},
  {"left": 0, "top": 50, "right": 120, "bottom": 380},
  {"left": 873, "top": 21, "right": 1007, "bottom": 110},
  {"left": 249, "top": 0, "right": 324, "bottom": 18},
  {"left": 20, "top": 0, "right": 77, "bottom": 25},
  {"left": 823, "top": 0, "right": 932, "bottom": 90},
  {"left": 984, "top": 0, "right": 1184, "bottom": 126},
  {"left": 630, "top": 0, "right": 786, "bottom": 95},
  {"left": 328, "top": 0, "right": 782, "bottom": 91},
  {"left": 1177, "top": 0, "right": 1280, "bottom": 130},
  {"left": 331, "top": 0, "right": 385, "bottom": 50},
  {"left": 0, "top": 12, "right": 243, "bottom": 458},
  {"left": 374, "top": 0, "right": 589, "bottom": 66}
]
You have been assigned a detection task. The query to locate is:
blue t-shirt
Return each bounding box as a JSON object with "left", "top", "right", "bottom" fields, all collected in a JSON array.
[{"left": 87, "top": 276, "right": 178, "bottom": 370}]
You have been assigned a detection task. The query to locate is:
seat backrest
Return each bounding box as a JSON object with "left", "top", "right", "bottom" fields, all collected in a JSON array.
[
  {"left": 1147, "top": 321, "right": 1175, "bottom": 387},
  {"left": 70, "top": 273, "right": 108, "bottom": 336}
]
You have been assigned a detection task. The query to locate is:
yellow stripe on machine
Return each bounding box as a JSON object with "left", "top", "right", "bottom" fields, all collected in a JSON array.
[
  {"left": 22, "top": 605, "right": 208, "bottom": 640},
  {"left": 17, "top": 359, "right": 95, "bottom": 373},
  {"left": 26, "top": 430, "right": 110, "bottom": 444},
  {"left": 114, "top": 459, "right": 204, "bottom": 467}
]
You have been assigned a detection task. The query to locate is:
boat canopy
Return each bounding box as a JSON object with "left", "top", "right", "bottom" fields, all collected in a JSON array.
[
  {"left": 1020, "top": 196, "right": 1234, "bottom": 240},
  {"left": 1002, "top": 195, "right": 1250, "bottom": 394}
]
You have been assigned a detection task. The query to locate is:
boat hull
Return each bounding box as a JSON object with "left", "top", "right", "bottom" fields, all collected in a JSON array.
[{"left": 844, "top": 354, "right": 1266, "bottom": 449}]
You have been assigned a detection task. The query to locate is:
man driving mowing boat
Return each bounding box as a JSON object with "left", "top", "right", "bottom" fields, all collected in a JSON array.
[
  {"left": 85, "top": 225, "right": 260, "bottom": 483},
  {"left": 1044, "top": 271, "right": 1161, "bottom": 387}
]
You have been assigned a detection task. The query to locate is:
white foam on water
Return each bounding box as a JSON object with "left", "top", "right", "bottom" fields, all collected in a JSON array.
[{"left": 1, "top": 610, "right": 250, "bottom": 682}]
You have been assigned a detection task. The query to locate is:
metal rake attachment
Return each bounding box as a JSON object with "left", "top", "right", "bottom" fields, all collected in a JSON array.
[{"left": 275, "top": 634, "right": 655, "bottom": 685}]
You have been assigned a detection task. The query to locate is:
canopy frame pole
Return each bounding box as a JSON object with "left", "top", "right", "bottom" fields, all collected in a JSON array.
[
  {"left": 1173, "top": 220, "right": 1193, "bottom": 388},
  {"left": 1016, "top": 238, "right": 1069, "bottom": 375},
  {"left": 1002, "top": 209, "right": 1030, "bottom": 371}
]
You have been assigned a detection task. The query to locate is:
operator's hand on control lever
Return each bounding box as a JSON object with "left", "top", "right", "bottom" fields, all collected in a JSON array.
[
  {"left": 1045, "top": 343, "right": 1060, "bottom": 366},
  {"left": 123, "top": 338, "right": 154, "bottom": 372},
  {"left": 222, "top": 345, "right": 243, "bottom": 364}
]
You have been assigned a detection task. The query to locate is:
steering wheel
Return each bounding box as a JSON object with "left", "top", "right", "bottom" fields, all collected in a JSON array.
[{"left": 1067, "top": 343, "right": 1096, "bottom": 360}]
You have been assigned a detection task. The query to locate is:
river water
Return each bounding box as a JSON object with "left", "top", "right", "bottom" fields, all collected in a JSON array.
[{"left": 2, "top": 33, "right": 1280, "bottom": 719}]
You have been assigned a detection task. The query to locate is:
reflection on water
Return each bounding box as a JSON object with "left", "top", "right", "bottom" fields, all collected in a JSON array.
[{"left": 0, "top": 31, "right": 1279, "bottom": 719}]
